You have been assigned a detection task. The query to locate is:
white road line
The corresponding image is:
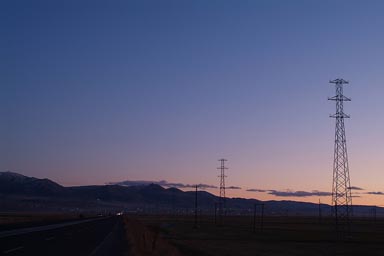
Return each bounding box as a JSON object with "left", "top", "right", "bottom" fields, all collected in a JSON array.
[
  {"left": 0, "top": 217, "right": 111, "bottom": 238},
  {"left": 3, "top": 246, "right": 24, "bottom": 254},
  {"left": 89, "top": 230, "right": 113, "bottom": 256},
  {"left": 89, "top": 221, "right": 118, "bottom": 256}
]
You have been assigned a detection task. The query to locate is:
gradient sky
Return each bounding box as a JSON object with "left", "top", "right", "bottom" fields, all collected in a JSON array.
[{"left": 2, "top": 0, "right": 384, "bottom": 205}]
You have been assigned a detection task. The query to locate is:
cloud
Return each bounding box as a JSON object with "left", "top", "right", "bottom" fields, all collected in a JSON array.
[
  {"left": 196, "top": 183, "right": 218, "bottom": 189},
  {"left": 267, "top": 190, "right": 332, "bottom": 197},
  {"left": 108, "top": 180, "right": 217, "bottom": 189},
  {"left": 246, "top": 189, "right": 268, "bottom": 193},
  {"left": 226, "top": 186, "right": 242, "bottom": 190},
  {"left": 246, "top": 188, "right": 332, "bottom": 197},
  {"left": 366, "top": 191, "right": 384, "bottom": 195},
  {"left": 348, "top": 186, "right": 364, "bottom": 191}
]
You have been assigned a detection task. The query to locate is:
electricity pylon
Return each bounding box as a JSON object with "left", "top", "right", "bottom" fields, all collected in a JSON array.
[{"left": 328, "top": 78, "right": 353, "bottom": 238}]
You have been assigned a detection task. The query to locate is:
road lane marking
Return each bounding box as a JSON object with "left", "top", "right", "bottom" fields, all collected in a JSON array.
[
  {"left": 0, "top": 216, "right": 112, "bottom": 238},
  {"left": 3, "top": 246, "right": 24, "bottom": 254},
  {"left": 45, "top": 236, "right": 55, "bottom": 241},
  {"left": 89, "top": 220, "right": 118, "bottom": 256},
  {"left": 89, "top": 230, "right": 113, "bottom": 256}
]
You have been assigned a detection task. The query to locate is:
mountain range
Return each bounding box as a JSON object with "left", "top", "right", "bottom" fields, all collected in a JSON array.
[{"left": 0, "top": 171, "right": 381, "bottom": 217}]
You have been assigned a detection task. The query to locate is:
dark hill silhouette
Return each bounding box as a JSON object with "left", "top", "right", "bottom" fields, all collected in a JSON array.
[
  {"left": 0, "top": 171, "right": 65, "bottom": 196},
  {"left": 0, "top": 171, "right": 381, "bottom": 216}
]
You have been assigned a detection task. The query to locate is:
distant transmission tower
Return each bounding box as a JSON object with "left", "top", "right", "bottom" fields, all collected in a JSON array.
[
  {"left": 217, "top": 159, "right": 228, "bottom": 221},
  {"left": 328, "top": 78, "right": 353, "bottom": 236}
]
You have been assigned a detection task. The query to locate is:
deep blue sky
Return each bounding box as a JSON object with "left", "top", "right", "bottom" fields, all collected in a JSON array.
[{"left": 2, "top": 0, "right": 384, "bottom": 204}]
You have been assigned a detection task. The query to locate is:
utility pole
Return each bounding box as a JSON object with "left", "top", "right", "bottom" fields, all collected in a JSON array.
[
  {"left": 171, "top": 188, "right": 175, "bottom": 216},
  {"left": 329, "top": 78, "right": 353, "bottom": 238},
  {"left": 194, "top": 184, "right": 198, "bottom": 229},
  {"left": 214, "top": 202, "right": 217, "bottom": 224},
  {"left": 372, "top": 206, "right": 377, "bottom": 224},
  {"left": 253, "top": 204, "right": 257, "bottom": 233},
  {"left": 252, "top": 203, "right": 265, "bottom": 233},
  {"left": 261, "top": 204, "right": 264, "bottom": 232}
]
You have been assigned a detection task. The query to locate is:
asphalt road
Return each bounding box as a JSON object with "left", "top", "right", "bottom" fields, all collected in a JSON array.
[{"left": 0, "top": 216, "right": 127, "bottom": 256}]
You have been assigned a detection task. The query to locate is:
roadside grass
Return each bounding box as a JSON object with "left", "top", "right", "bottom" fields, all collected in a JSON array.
[{"left": 130, "top": 215, "right": 384, "bottom": 256}]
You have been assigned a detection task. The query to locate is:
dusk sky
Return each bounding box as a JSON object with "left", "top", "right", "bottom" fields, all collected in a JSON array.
[{"left": 2, "top": 0, "right": 384, "bottom": 205}]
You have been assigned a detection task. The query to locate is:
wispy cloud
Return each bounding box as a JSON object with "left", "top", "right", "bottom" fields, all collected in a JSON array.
[
  {"left": 268, "top": 190, "right": 332, "bottom": 197},
  {"left": 348, "top": 186, "right": 364, "bottom": 191},
  {"left": 108, "top": 180, "right": 217, "bottom": 189},
  {"left": 226, "top": 186, "right": 242, "bottom": 190},
  {"left": 246, "top": 189, "right": 268, "bottom": 193},
  {"left": 246, "top": 188, "right": 332, "bottom": 197},
  {"left": 196, "top": 183, "right": 218, "bottom": 189},
  {"left": 366, "top": 191, "right": 384, "bottom": 195}
]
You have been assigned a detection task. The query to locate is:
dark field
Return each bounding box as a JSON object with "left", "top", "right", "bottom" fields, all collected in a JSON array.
[
  {"left": 2, "top": 213, "right": 384, "bottom": 255},
  {"left": 134, "top": 215, "right": 384, "bottom": 256}
]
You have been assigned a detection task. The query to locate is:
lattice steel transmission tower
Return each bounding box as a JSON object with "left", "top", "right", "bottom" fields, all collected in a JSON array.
[
  {"left": 217, "top": 159, "right": 228, "bottom": 219},
  {"left": 328, "top": 78, "right": 353, "bottom": 236}
]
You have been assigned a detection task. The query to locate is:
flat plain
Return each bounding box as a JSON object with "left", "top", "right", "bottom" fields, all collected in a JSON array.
[
  {"left": 2, "top": 213, "right": 384, "bottom": 255},
  {"left": 134, "top": 215, "right": 384, "bottom": 256}
]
